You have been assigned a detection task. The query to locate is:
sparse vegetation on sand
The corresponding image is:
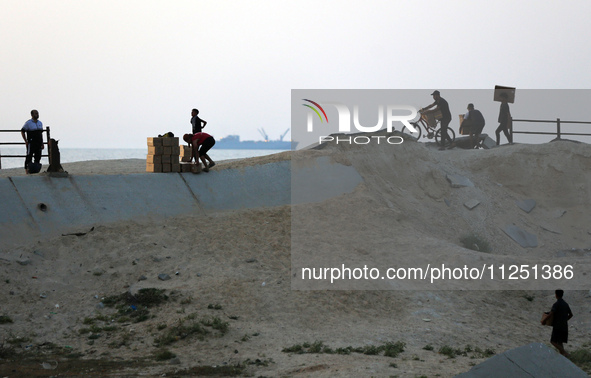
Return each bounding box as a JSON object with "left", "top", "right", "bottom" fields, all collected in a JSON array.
[
  {"left": 282, "top": 340, "right": 405, "bottom": 358},
  {"left": 154, "top": 348, "right": 176, "bottom": 361},
  {"left": 99, "top": 288, "right": 169, "bottom": 323},
  {"left": 154, "top": 314, "right": 229, "bottom": 346}
]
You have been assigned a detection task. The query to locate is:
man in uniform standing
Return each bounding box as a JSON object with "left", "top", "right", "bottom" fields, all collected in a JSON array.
[{"left": 20, "top": 109, "right": 44, "bottom": 174}]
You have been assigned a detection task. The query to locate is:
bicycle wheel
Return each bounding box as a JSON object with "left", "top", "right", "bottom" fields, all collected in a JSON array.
[
  {"left": 435, "top": 127, "right": 456, "bottom": 147},
  {"left": 402, "top": 122, "right": 422, "bottom": 140}
]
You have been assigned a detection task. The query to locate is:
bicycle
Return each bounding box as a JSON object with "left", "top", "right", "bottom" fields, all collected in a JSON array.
[{"left": 401, "top": 109, "right": 455, "bottom": 147}]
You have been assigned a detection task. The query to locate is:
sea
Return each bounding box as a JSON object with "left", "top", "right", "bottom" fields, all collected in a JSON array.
[{"left": 0, "top": 147, "right": 287, "bottom": 170}]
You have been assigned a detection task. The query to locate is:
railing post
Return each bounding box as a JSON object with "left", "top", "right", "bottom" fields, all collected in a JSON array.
[
  {"left": 46, "top": 126, "right": 51, "bottom": 163},
  {"left": 556, "top": 118, "right": 561, "bottom": 140}
]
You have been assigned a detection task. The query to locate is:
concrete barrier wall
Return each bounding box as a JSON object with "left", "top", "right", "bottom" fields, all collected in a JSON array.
[
  {"left": 0, "top": 158, "right": 362, "bottom": 247},
  {"left": 185, "top": 160, "right": 292, "bottom": 211},
  {"left": 1, "top": 161, "right": 288, "bottom": 247}
]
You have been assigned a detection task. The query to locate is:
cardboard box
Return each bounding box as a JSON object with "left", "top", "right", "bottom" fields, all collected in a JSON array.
[
  {"left": 162, "top": 137, "right": 179, "bottom": 146},
  {"left": 172, "top": 145, "right": 181, "bottom": 155},
  {"left": 180, "top": 163, "right": 193, "bottom": 172},
  {"left": 162, "top": 146, "right": 172, "bottom": 155},
  {"left": 146, "top": 154, "right": 162, "bottom": 164},
  {"left": 161, "top": 154, "right": 172, "bottom": 164},
  {"left": 181, "top": 146, "right": 192, "bottom": 159},
  {"left": 458, "top": 114, "right": 469, "bottom": 135},
  {"left": 162, "top": 164, "right": 172, "bottom": 173},
  {"left": 148, "top": 146, "right": 163, "bottom": 155},
  {"left": 147, "top": 137, "right": 163, "bottom": 146},
  {"left": 421, "top": 110, "right": 442, "bottom": 127},
  {"left": 171, "top": 163, "right": 181, "bottom": 173},
  {"left": 494, "top": 85, "right": 516, "bottom": 103},
  {"left": 181, "top": 156, "right": 192, "bottom": 163},
  {"left": 146, "top": 163, "right": 162, "bottom": 173}
]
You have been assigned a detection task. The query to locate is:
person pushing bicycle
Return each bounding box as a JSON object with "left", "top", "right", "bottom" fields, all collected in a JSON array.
[{"left": 421, "top": 90, "right": 455, "bottom": 150}]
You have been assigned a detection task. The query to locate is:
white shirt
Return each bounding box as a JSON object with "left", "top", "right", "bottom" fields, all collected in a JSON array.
[{"left": 22, "top": 119, "right": 43, "bottom": 132}]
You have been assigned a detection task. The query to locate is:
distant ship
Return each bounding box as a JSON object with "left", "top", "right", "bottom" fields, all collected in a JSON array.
[{"left": 215, "top": 128, "right": 297, "bottom": 150}]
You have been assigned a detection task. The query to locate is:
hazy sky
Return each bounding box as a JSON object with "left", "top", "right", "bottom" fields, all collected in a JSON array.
[{"left": 1, "top": 0, "right": 590, "bottom": 148}]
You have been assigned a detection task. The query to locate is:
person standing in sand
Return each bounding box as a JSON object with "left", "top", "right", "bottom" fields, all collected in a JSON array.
[
  {"left": 183, "top": 132, "right": 216, "bottom": 172},
  {"left": 20, "top": 109, "right": 44, "bottom": 174},
  {"left": 543, "top": 289, "right": 573, "bottom": 357},
  {"left": 191, "top": 108, "right": 207, "bottom": 134},
  {"left": 421, "top": 90, "right": 454, "bottom": 150},
  {"left": 496, "top": 92, "right": 512, "bottom": 145}
]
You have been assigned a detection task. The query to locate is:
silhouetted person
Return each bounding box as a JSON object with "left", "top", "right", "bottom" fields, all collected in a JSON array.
[
  {"left": 422, "top": 90, "right": 454, "bottom": 150},
  {"left": 191, "top": 109, "right": 207, "bottom": 134},
  {"left": 496, "top": 92, "right": 512, "bottom": 145},
  {"left": 461, "top": 103, "right": 486, "bottom": 149},
  {"left": 183, "top": 132, "right": 216, "bottom": 171},
  {"left": 20, "top": 109, "right": 44, "bottom": 174},
  {"left": 545, "top": 289, "right": 573, "bottom": 357}
]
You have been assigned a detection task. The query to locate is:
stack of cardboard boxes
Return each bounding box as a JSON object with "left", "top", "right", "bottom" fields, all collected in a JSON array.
[
  {"left": 146, "top": 137, "right": 195, "bottom": 173},
  {"left": 146, "top": 137, "right": 180, "bottom": 173},
  {"left": 179, "top": 145, "right": 194, "bottom": 172}
]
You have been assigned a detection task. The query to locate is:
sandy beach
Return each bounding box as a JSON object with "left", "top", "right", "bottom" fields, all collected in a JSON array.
[
  {"left": 1, "top": 140, "right": 590, "bottom": 377},
  {"left": 0, "top": 150, "right": 293, "bottom": 178}
]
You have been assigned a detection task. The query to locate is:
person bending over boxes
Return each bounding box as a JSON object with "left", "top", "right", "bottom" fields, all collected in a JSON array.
[{"left": 183, "top": 132, "right": 216, "bottom": 172}]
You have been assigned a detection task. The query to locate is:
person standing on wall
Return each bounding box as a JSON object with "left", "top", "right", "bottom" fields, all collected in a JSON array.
[
  {"left": 20, "top": 109, "right": 44, "bottom": 174},
  {"left": 191, "top": 108, "right": 207, "bottom": 134}
]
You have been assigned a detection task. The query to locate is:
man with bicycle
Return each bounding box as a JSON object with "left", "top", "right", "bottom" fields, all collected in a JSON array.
[{"left": 421, "top": 91, "right": 454, "bottom": 150}]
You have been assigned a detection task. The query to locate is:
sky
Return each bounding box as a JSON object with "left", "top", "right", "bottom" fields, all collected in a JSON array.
[{"left": 1, "top": 0, "right": 591, "bottom": 148}]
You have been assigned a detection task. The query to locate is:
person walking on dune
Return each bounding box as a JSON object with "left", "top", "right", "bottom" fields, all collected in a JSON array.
[
  {"left": 543, "top": 289, "right": 573, "bottom": 357},
  {"left": 496, "top": 92, "right": 512, "bottom": 145}
]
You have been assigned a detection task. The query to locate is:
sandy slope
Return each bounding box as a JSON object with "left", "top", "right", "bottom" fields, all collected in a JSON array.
[{"left": 1, "top": 140, "right": 590, "bottom": 377}]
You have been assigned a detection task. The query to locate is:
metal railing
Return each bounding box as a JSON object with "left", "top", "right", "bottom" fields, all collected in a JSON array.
[
  {"left": 510, "top": 118, "right": 591, "bottom": 141},
  {"left": 0, "top": 127, "right": 51, "bottom": 169}
]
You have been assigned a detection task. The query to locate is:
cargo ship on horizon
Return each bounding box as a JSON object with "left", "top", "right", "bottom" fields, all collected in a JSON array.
[{"left": 215, "top": 128, "right": 296, "bottom": 150}]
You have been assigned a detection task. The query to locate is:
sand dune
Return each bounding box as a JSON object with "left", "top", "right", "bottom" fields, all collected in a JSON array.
[{"left": 1, "top": 139, "right": 590, "bottom": 377}]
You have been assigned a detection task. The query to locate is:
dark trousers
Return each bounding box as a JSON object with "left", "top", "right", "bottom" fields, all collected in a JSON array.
[
  {"left": 440, "top": 118, "right": 453, "bottom": 144},
  {"left": 24, "top": 140, "right": 42, "bottom": 169},
  {"left": 496, "top": 122, "right": 511, "bottom": 145},
  {"left": 198, "top": 137, "right": 215, "bottom": 157}
]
